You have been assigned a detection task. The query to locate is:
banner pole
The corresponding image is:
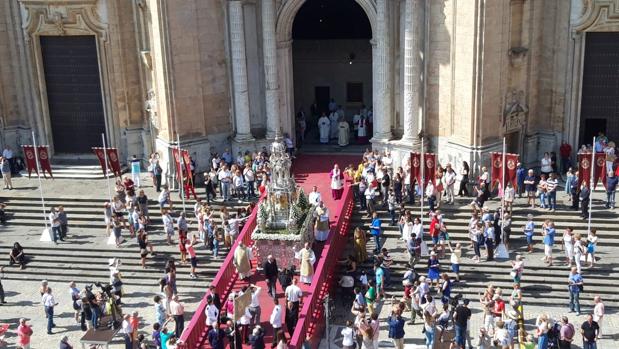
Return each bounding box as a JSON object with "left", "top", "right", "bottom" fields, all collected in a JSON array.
[
  {"left": 500, "top": 138, "right": 507, "bottom": 255},
  {"left": 32, "top": 132, "right": 50, "bottom": 240},
  {"left": 102, "top": 134, "right": 113, "bottom": 202},
  {"left": 420, "top": 138, "right": 425, "bottom": 225},
  {"left": 588, "top": 137, "right": 595, "bottom": 233},
  {"left": 177, "top": 134, "right": 186, "bottom": 212}
]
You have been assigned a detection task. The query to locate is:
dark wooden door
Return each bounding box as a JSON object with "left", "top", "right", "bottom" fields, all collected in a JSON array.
[
  {"left": 40, "top": 35, "right": 106, "bottom": 153},
  {"left": 580, "top": 32, "right": 619, "bottom": 145},
  {"left": 314, "top": 86, "right": 330, "bottom": 115}
]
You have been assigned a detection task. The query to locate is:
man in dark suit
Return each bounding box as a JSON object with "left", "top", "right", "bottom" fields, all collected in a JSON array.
[
  {"left": 262, "top": 255, "right": 279, "bottom": 298},
  {"left": 579, "top": 183, "right": 590, "bottom": 219}
]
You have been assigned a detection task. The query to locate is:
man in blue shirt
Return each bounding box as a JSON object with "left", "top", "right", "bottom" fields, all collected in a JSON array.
[
  {"left": 387, "top": 311, "right": 405, "bottom": 349},
  {"left": 605, "top": 170, "right": 618, "bottom": 209},
  {"left": 516, "top": 163, "right": 527, "bottom": 197},
  {"left": 568, "top": 267, "right": 583, "bottom": 315},
  {"left": 370, "top": 212, "right": 382, "bottom": 253}
]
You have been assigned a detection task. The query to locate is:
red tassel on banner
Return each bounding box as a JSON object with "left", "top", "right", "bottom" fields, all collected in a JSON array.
[
  {"left": 410, "top": 152, "right": 421, "bottom": 185},
  {"left": 594, "top": 153, "right": 606, "bottom": 189},
  {"left": 36, "top": 146, "right": 53, "bottom": 178},
  {"left": 423, "top": 153, "right": 436, "bottom": 186},
  {"left": 578, "top": 153, "right": 592, "bottom": 187},
  {"left": 21, "top": 145, "right": 38, "bottom": 178},
  {"left": 92, "top": 147, "right": 108, "bottom": 177},
  {"left": 105, "top": 148, "right": 122, "bottom": 178}
]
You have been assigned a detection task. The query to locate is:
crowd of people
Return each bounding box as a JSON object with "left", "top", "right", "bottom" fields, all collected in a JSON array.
[
  {"left": 327, "top": 147, "right": 609, "bottom": 349},
  {"left": 2, "top": 133, "right": 617, "bottom": 349}
]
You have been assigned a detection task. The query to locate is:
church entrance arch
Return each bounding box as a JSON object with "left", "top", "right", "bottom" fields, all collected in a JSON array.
[{"left": 276, "top": 0, "right": 375, "bottom": 147}]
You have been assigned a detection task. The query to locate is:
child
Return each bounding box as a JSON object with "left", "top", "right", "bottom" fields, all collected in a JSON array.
[{"left": 523, "top": 214, "right": 535, "bottom": 253}]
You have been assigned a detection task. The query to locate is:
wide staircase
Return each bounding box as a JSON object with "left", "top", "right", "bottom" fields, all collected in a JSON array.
[
  {"left": 0, "top": 195, "right": 250, "bottom": 293},
  {"left": 347, "top": 196, "right": 619, "bottom": 309}
]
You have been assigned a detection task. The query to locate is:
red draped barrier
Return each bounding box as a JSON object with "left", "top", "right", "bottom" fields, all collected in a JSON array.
[
  {"left": 178, "top": 193, "right": 262, "bottom": 348},
  {"left": 178, "top": 185, "right": 354, "bottom": 349},
  {"left": 289, "top": 185, "right": 354, "bottom": 349}
]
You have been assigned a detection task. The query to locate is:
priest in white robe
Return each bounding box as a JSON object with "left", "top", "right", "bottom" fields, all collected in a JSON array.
[
  {"left": 357, "top": 116, "right": 368, "bottom": 144},
  {"left": 294, "top": 242, "right": 316, "bottom": 284},
  {"left": 329, "top": 112, "right": 339, "bottom": 140},
  {"left": 308, "top": 185, "right": 322, "bottom": 206},
  {"left": 318, "top": 113, "right": 330, "bottom": 144},
  {"left": 313, "top": 201, "right": 330, "bottom": 242},
  {"left": 233, "top": 242, "right": 253, "bottom": 280},
  {"left": 338, "top": 118, "right": 350, "bottom": 147}
]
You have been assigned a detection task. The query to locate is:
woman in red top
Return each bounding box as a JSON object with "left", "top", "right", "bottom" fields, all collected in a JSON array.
[{"left": 429, "top": 214, "right": 441, "bottom": 246}]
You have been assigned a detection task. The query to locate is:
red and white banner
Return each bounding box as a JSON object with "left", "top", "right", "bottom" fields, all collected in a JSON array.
[
  {"left": 505, "top": 153, "right": 519, "bottom": 188},
  {"left": 171, "top": 147, "right": 182, "bottom": 181},
  {"left": 578, "top": 153, "right": 592, "bottom": 187},
  {"left": 423, "top": 153, "right": 436, "bottom": 186},
  {"left": 21, "top": 145, "right": 38, "bottom": 178},
  {"left": 36, "top": 146, "right": 53, "bottom": 178},
  {"left": 491, "top": 152, "right": 503, "bottom": 188},
  {"left": 410, "top": 152, "right": 421, "bottom": 185},
  {"left": 92, "top": 147, "right": 108, "bottom": 177},
  {"left": 105, "top": 148, "right": 122, "bottom": 178},
  {"left": 594, "top": 153, "right": 606, "bottom": 189}
]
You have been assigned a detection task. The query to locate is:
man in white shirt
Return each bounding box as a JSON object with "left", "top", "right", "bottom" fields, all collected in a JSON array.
[
  {"left": 169, "top": 295, "right": 185, "bottom": 337},
  {"left": 217, "top": 165, "right": 232, "bottom": 201},
  {"left": 162, "top": 210, "right": 174, "bottom": 244},
  {"left": 248, "top": 285, "right": 262, "bottom": 327},
  {"left": 243, "top": 166, "right": 256, "bottom": 198},
  {"left": 285, "top": 278, "right": 303, "bottom": 313},
  {"left": 269, "top": 298, "right": 283, "bottom": 347},
  {"left": 48, "top": 208, "right": 61, "bottom": 244},
  {"left": 121, "top": 314, "right": 133, "bottom": 349},
  {"left": 41, "top": 287, "right": 58, "bottom": 334},
  {"left": 204, "top": 294, "right": 219, "bottom": 328},
  {"left": 308, "top": 186, "right": 321, "bottom": 206},
  {"left": 593, "top": 296, "right": 605, "bottom": 337},
  {"left": 443, "top": 165, "right": 457, "bottom": 205}
]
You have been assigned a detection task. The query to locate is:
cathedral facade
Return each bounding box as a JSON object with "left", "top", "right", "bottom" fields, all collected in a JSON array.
[{"left": 0, "top": 0, "right": 617, "bottom": 177}]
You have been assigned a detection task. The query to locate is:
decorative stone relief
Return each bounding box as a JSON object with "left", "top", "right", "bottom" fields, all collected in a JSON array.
[
  {"left": 20, "top": 0, "right": 107, "bottom": 42},
  {"left": 508, "top": 46, "right": 528, "bottom": 67},
  {"left": 503, "top": 90, "right": 527, "bottom": 133},
  {"left": 572, "top": 0, "right": 619, "bottom": 32},
  {"left": 145, "top": 89, "right": 159, "bottom": 129}
]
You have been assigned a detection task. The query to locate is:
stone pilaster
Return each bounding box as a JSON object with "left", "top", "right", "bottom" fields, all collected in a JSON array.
[
  {"left": 229, "top": 0, "right": 253, "bottom": 141},
  {"left": 371, "top": 0, "right": 392, "bottom": 141},
  {"left": 262, "top": 0, "right": 280, "bottom": 139},
  {"left": 402, "top": 0, "right": 424, "bottom": 143}
]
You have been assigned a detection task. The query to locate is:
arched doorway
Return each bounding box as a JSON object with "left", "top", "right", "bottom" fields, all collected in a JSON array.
[{"left": 276, "top": 0, "right": 374, "bottom": 149}]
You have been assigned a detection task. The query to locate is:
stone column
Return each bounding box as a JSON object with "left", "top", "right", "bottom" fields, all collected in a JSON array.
[
  {"left": 402, "top": 0, "right": 424, "bottom": 143},
  {"left": 229, "top": 0, "right": 253, "bottom": 141},
  {"left": 372, "top": 0, "right": 392, "bottom": 141},
  {"left": 262, "top": 0, "right": 280, "bottom": 138}
]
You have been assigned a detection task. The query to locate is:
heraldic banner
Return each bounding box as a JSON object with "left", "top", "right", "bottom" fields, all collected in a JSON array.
[
  {"left": 105, "top": 148, "right": 122, "bottom": 177},
  {"left": 410, "top": 152, "right": 421, "bottom": 185},
  {"left": 21, "top": 145, "right": 38, "bottom": 178},
  {"left": 36, "top": 146, "right": 53, "bottom": 178},
  {"left": 92, "top": 147, "right": 108, "bottom": 177},
  {"left": 423, "top": 153, "right": 436, "bottom": 186}
]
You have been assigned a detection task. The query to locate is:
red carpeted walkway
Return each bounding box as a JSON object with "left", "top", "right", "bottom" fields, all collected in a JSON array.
[{"left": 224, "top": 154, "right": 359, "bottom": 348}]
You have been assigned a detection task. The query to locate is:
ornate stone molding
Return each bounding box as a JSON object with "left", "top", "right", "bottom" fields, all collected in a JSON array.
[
  {"left": 20, "top": 0, "right": 107, "bottom": 41},
  {"left": 572, "top": 0, "right": 619, "bottom": 32}
]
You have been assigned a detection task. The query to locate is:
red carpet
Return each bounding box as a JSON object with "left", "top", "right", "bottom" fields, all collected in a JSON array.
[{"left": 226, "top": 154, "right": 360, "bottom": 347}]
